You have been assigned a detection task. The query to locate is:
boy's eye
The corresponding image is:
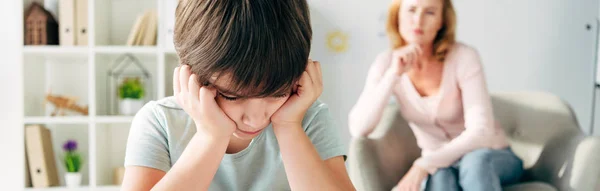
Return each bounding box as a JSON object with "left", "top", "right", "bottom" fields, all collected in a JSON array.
[{"left": 219, "top": 92, "right": 239, "bottom": 101}]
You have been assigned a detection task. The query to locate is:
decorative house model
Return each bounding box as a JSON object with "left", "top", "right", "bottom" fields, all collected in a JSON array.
[
  {"left": 24, "top": 2, "right": 59, "bottom": 45},
  {"left": 107, "top": 54, "right": 153, "bottom": 115}
]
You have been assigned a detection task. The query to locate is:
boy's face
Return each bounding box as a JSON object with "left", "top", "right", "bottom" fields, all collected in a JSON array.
[{"left": 211, "top": 75, "right": 291, "bottom": 140}]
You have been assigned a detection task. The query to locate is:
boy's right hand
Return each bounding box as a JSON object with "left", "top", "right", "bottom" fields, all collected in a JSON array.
[
  {"left": 390, "top": 44, "right": 423, "bottom": 75},
  {"left": 173, "top": 65, "right": 236, "bottom": 140}
]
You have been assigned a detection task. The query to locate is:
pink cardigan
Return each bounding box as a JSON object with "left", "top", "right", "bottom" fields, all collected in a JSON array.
[{"left": 348, "top": 43, "right": 510, "bottom": 174}]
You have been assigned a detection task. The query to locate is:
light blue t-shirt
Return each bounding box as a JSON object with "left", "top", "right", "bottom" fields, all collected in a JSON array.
[{"left": 124, "top": 96, "right": 347, "bottom": 191}]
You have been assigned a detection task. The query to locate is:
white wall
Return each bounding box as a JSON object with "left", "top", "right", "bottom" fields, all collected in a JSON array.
[
  {"left": 455, "top": 0, "right": 599, "bottom": 135},
  {"left": 309, "top": 0, "right": 391, "bottom": 149},
  {"left": 0, "top": 0, "right": 24, "bottom": 189},
  {"left": 594, "top": 1, "right": 600, "bottom": 135}
]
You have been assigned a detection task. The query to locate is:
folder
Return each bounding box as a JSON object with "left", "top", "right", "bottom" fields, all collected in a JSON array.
[
  {"left": 25, "top": 125, "right": 59, "bottom": 188},
  {"left": 75, "top": 0, "right": 88, "bottom": 46},
  {"left": 59, "top": 0, "right": 76, "bottom": 46}
]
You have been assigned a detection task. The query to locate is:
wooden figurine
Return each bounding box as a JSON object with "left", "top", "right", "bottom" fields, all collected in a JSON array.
[
  {"left": 24, "top": 2, "right": 59, "bottom": 45},
  {"left": 45, "top": 93, "right": 88, "bottom": 116}
]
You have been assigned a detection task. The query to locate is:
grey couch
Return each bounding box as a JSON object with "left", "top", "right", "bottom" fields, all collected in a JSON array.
[{"left": 348, "top": 92, "right": 600, "bottom": 191}]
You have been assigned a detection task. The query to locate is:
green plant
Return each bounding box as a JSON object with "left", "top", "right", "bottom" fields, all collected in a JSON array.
[
  {"left": 63, "top": 140, "right": 82, "bottom": 173},
  {"left": 118, "top": 77, "right": 145, "bottom": 99}
]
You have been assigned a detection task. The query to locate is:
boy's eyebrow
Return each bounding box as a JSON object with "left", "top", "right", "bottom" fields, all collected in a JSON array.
[{"left": 210, "top": 84, "right": 243, "bottom": 97}]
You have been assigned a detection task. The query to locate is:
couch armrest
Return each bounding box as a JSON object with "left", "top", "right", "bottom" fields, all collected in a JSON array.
[
  {"left": 347, "top": 103, "right": 421, "bottom": 191},
  {"left": 567, "top": 136, "right": 600, "bottom": 191},
  {"left": 526, "top": 133, "right": 600, "bottom": 191},
  {"left": 348, "top": 138, "right": 386, "bottom": 191}
]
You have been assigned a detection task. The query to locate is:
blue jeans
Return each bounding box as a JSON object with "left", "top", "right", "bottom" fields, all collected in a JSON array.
[{"left": 424, "top": 148, "right": 524, "bottom": 191}]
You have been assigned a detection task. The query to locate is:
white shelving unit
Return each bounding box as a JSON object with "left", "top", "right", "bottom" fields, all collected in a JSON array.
[{"left": 21, "top": 0, "right": 178, "bottom": 190}]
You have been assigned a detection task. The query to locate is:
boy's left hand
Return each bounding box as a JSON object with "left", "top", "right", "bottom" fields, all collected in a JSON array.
[{"left": 271, "top": 60, "right": 323, "bottom": 127}]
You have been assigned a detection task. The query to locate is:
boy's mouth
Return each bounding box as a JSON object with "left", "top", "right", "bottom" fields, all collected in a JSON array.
[{"left": 237, "top": 128, "right": 262, "bottom": 135}]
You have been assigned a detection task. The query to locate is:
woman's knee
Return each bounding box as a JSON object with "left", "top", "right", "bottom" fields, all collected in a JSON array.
[
  {"left": 459, "top": 149, "right": 496, "bottom": 173},
  {"left": 427, "top": 168, "right": 459, "bottom": 191},
  {"left": 431, "top": 168, "right": 456, "bottom": 179},
  {"left": 429, "top": 168, "right": 458, "bottom": 185}
]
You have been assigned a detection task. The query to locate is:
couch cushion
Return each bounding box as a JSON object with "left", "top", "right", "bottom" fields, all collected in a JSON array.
[{"left": 503, "top": 182, "right": 558, "bottom": 191}]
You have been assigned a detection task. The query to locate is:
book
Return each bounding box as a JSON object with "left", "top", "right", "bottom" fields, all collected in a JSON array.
[{"left": 126, "top": 10, "right": 157, "bottom": 46}]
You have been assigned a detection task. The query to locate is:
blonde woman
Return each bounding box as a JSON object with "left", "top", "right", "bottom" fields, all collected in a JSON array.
[{"left": 348, "top": 0, "right": 523, "bottom": 190}]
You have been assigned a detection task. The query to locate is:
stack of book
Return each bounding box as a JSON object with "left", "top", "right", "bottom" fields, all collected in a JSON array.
[{"left": 126, "top": 10, "right": 158, "bottom": 46}]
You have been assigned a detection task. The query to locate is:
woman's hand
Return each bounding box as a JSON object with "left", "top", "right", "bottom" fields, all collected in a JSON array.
[
  {"left": 395, "top": 165, "right": 429, "bottom": 191},
  {"left": 271, "top": 60, "right": 323, "bottom": 127},
  {"left": 173, "top": 65, "right": 236, "bottom": 140},
  {"left": 390, "top": 44, "right": 423, "bottom": 75}
]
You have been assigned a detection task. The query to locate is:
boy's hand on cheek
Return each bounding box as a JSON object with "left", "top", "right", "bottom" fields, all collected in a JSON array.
[
  {"left": 174, "top": 65, "right": 236, "bottom": 140},
  {"left": 271, "top": 60, "right": 323, "bottom": 127}
]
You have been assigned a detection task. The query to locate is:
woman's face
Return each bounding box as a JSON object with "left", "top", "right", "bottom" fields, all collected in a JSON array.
[
  {"left": 399, "top": 0, "right": 444, "bottom": 46},
  {"left": 211, "top": 76, "right": 290, "bottom": 140}
]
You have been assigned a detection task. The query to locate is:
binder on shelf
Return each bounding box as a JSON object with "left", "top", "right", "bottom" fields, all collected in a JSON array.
[
  {"left": 59, "top": 0, "right": 76, "bottom": 46},
  {"left": 25, "top": 150, "right": 32, "bottom": 187},
  {"left": 75, "top": 0, "right": 88, "bottom": 46},
  {"left": 25, "top": 125, "right": 59, "bottom": 188}
]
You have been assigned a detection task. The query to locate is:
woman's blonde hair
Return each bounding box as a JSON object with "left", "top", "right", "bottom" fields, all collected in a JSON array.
[{"left": 386, "top": 0, "right": 456, "bottom": 61}]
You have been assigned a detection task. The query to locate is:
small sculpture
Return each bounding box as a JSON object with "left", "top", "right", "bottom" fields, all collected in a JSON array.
[{"left": 45, "top": 93, "right": 88, "bottom": 116}]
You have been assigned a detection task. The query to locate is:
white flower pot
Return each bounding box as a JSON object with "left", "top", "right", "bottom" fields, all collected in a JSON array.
[
  {"left": 65, "top": 172, "right": 82, "bottom": 187},
  {"left": 119, "top": 98, "right": 144, "bottom": 115}
]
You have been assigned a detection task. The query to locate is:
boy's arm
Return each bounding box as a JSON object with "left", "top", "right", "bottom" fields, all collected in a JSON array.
[
  {"left": 122, "top": 135, "right": 228, "bottom": 191},
  {"left": 274, "top": 125, "right": 355, "bottom": 191},
  {"left": 122, "top": 66, "right": 235, "bottom": 191},
  {"left": 271, "top": 60, "right": 354, "bottom": 190},
  {"left": 151, "top": 135, "right": 228, "bottom": 191}
]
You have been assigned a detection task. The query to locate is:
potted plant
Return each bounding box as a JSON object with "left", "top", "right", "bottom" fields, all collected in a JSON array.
[
  {"left": 63, "top": 140, "right": 82, "bottom": 187},
  {"left": 118, "top": 77, "right": 145, "bottom": 115}
]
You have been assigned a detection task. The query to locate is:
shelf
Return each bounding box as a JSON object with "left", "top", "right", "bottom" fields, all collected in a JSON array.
[
  {"left": 162, "top": 48, "right": 176, "bottom": 54},
  {"left": 25, "top": 186, "right": 120, "bottom": 191},
  {"left": 21, "top": 0, "right": 168, "bottom": 189},
  {"left": 24, "top": 116, "right": 90, "bottom": 124},
  {"left": 96, "top": 124, "right": 130, "bottom": 186},
  {"left": 23, "top": 116, "right": 135, "bottom": 124},
  {"left": 25, "top": 186, "right": 91, "bottom": 191},
  {"left": 95, "top": 46, "right": 158, "bottom": 54},
  {"left": 95, "top": 0, "right": 158, "bottom": 46},
  {"left": 23, "top": 46, "right": 89, "bottom": 56},
  {"left": 95, "top": 186, "right": 121, "bottom": 191},
  {"left": 23, "top": 55, "right": 89, "bottom": 116},
  {"left": 95, "top": 116, "right": 134, "bottom": 123}
]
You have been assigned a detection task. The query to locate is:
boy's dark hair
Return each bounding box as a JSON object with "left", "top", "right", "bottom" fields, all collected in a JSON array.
[{"left": 174, "top": 0, "right": 312, "bottom": 97}]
